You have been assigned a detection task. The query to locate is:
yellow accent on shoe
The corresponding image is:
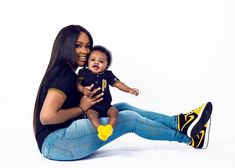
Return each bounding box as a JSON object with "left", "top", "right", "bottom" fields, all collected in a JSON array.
[
  {"left": 180, "top": 103, "right": 206, "bottom": 130},
  {"left": 191, "top": 103, "right": 206, "bottom": 115},
  {"left": 196, "top": 130, "right": 205, "bottom": 148},
  {"left": 190, "top": 119, "right": 210, "bottom": 149},
  {"left": 180, "top": 115, "right": 195, "bottom": 131},
  {"left": 178, "top": 102, "right": 212, "bottom": 138}
]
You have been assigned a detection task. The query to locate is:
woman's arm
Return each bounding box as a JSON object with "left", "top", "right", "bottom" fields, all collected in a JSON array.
[{"left": 40, "top": 87, "right": 103, "bottom": 125}]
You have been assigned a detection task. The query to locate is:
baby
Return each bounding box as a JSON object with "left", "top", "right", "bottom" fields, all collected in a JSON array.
[{"left": 77, "top": 45, "right": 139, "bottom": 141}]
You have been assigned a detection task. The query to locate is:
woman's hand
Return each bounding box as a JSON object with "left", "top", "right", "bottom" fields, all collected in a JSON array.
[{"left": 79, "top": 84, "right": 103, "bottom": 112}]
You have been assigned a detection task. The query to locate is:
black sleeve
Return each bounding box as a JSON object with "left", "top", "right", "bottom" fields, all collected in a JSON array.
[
  {"left": 77, "top": 68, "right": 85, "bottom": 82},
  {"left": 47, "top": 67, "right": 75, "bottom": 97},
  {"left": 107, "top": 70, "right": 120, "bottom": 86}
]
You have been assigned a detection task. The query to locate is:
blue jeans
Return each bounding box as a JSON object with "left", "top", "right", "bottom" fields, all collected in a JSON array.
[{"left": 42, "top": 103, "right": 190, "bottom": 160}]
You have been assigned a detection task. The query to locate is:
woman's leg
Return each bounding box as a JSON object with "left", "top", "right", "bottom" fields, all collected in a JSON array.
[
  {"left": 41, "top": 110, "right": 190, "bottom": 161},
  {"left": 114, "top": 102, "right": 212, "bottom": 138},
  {"left": 113, "top": 102, "right": 177, "bottom": 129}
]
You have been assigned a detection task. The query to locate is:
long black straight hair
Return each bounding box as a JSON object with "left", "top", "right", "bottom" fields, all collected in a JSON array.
[{"left": 33, "top": 25, "right": 93, "bottom": 133}]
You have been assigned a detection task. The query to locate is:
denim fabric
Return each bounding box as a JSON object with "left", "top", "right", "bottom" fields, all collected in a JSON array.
[{"left": 42, "top": 103, "right": 190, "bottom": 160}]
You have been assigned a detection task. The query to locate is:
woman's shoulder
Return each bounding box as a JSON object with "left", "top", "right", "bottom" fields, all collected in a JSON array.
[
  {"left": 49, "top": 64, "right": 73, "bottom": 76},
  {"left": 46, "top": 64, "right": 76, "bottom": 82}
]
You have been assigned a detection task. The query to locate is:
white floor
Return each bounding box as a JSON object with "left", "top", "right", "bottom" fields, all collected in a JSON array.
[{"left": 1, "top": 101, "right": 235, "bottom": 168}]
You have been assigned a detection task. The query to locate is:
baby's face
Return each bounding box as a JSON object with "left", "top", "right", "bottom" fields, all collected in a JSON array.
[{"left": 88, "top": 50, "right": 108, "bottom": 74}]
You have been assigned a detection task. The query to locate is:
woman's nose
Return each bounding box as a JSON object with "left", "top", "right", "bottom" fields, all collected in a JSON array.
[{"left": 81, "top": 47, "right": 89, "bottom": 54}]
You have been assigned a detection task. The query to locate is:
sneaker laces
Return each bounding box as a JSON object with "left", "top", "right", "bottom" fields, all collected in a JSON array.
[
  {"left": 184, "top": 110, "right": 195, "bottom": 118},
  {"left": 184, "top": 106, "right": 202, "bottom": 118},
  {"left": 192, "top": 106, "right": 203, "bottom": 113}
]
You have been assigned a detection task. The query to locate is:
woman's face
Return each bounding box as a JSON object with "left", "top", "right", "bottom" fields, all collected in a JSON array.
[
  {"left": 76, "top": 32, "right": 91, "bottom": 67},
  {"left": 88, "top": 50, "right": 108, "bottom": 74}
]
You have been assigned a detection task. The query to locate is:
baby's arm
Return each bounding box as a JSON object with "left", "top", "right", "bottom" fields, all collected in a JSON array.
[
  {"left": 77, "top": 69, "right": 94, "bottom": 96},
  {"left": 77, "top": 82, "right": 84, "bottom": 93},
  {"left": 77, "top": 82, "right": 93, "bottom": 96},
  {"left": 114, "top": 81, "right": 139, "bottom": 96}
]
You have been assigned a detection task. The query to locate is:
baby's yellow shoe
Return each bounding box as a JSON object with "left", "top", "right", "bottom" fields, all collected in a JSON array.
[
  {"left": 97, "top": 125, "right": 108, "bottom": 141},
  {"left": 97, "top": 132, "right": 108, "bottom": 141},
  {"left": 103, "top": 124, "right": 113, "bottom": 137},
  {"left": 97, "top": 124, "right": 113, "bottom": 141}
]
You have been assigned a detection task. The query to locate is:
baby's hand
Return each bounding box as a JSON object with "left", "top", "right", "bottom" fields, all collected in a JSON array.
[
  {"left": 129, "top": 88, "right": 139, "bottom": 96},
  {"left": 82, "top": 86, "right": 92, "bottom": 96}
]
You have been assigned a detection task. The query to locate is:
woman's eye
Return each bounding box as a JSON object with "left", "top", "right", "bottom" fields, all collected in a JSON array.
[{"left": 75, "top": 44, "right": 81, "bottom": 48}]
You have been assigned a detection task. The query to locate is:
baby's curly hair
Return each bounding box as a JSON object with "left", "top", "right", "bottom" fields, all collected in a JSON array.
[{"left": 85, "top": 45, "right": 112, "bottom": 68}]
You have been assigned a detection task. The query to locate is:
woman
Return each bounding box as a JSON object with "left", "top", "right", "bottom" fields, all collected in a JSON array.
[{"left": 33, "top": 25, "right": 213, "bottom": 161}]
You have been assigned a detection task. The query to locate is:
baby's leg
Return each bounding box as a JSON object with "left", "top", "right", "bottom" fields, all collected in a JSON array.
[
  {"left": 86, "top": 109, "right": 100, "bottom": 129},
  {"left": 107, "top": 106, "right": 118, "bottom": 128}
]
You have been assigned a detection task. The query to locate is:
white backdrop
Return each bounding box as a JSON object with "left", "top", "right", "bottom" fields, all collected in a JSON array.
[{"left": 0, "top": 0, "right": 234, "bottom": 167}]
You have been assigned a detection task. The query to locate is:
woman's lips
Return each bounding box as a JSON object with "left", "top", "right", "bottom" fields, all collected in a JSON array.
[{"left": 79, "top": 56, "right": 86, "bottom": 62}]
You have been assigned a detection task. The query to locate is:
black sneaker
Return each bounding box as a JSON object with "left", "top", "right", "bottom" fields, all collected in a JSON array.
[
  {"left": 178, "top": 102, "right": 212, "bottom": 138},
  {"left": 190, "top": 119, "right": 211, "bottom": 149}
]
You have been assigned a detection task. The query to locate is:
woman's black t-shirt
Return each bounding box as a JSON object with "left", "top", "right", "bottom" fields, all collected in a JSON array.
[{"left": 35, "top": 64, "right": 82, "bottom": 152}]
